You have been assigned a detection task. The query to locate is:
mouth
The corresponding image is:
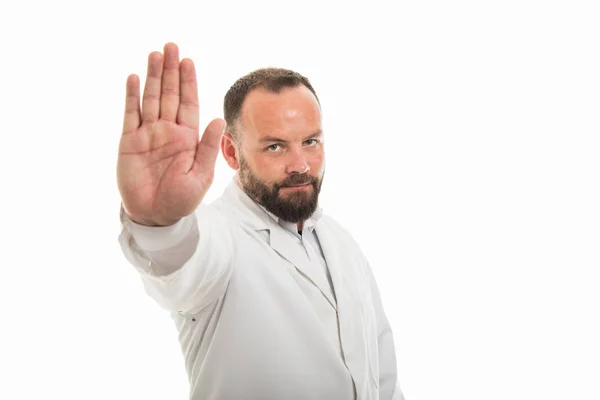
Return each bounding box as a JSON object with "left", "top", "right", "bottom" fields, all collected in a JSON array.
[{"left": 281, "top": 183, "right": 311, "bottom": 190}]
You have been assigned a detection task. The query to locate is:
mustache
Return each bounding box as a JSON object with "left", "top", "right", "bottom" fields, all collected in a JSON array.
[{"left": 277, "top": 174, "right": 316, "bottom": 188}]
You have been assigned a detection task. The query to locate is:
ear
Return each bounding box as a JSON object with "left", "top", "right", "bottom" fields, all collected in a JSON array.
[{"left": 221, "top": 132, "right": 240, "bottom": 170}]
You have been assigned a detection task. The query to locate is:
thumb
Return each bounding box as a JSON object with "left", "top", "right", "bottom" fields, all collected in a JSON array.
[{"left": 193, "top": 118, "right": 226, "bottom": 175}]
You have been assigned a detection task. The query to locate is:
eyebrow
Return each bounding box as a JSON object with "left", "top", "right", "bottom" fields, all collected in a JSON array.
[{"left": 259, "top": 131, "right": 323, "bottom": 143}]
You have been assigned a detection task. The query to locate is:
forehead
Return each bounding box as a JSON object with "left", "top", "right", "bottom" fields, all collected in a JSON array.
[{"left": 240, "top": 85, "right": 322, "bottom": 140}]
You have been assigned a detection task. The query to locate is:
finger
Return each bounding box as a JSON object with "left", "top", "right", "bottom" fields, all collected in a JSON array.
[
  {"left": 159, "top": 42, "right": 180, "bottom": 121},
  {"left": 177, "top": 58, "right": 199, "bottom": 129},
  {"left": 141, "top": 51, "right": 164, "bottom": 123},
  {"left": 122, "top": 74, "right": 141, "bottom": 134},
  {"left": 192, "top": 118, "right": 226, "bottom": 175}
]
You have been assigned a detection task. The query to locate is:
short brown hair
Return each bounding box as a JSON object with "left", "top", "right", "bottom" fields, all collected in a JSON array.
[{"left": 223, "top": 67, "right": 320, "bottom": 142}]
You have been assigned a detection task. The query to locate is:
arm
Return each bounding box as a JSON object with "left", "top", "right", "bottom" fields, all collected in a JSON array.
[
  {"left": 118, "top": 203, "right": 234, "bottom": 315},
  {"left": 368, "top": 268, "right": 405, "bottom": 400},
  {"left": 116, "top": 43, "right": 230, "bottom": 315}
]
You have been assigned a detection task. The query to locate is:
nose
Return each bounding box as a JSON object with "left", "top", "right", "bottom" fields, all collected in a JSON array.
[{"left": 286, "top": 148, "right": 310, "bottom": 174}]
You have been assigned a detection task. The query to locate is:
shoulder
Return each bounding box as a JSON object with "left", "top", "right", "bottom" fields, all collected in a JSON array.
[
  {"left": 318, "top": 212, "right": 348, "bottom": 234},
  {"left": 318, "top": 214, "right": 375, "bottom": 286},
  {"left": 318, "top": 213, "right": 364, "bottom": 252}
]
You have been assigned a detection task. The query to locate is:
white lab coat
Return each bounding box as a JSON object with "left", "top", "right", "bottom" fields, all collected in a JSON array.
[{"left": 119, "top": 180, "right": 404, "bottom": 400}]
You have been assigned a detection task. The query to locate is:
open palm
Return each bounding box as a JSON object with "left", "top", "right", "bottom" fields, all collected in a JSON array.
[{"left": 117, "top": 43, "right": 225, "bottom": 226}]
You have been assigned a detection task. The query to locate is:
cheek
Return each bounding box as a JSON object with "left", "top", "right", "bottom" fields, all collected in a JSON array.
[
  {"left": 253, "top": 155, "right": 282, "bottom": 178},
  {"left": 308, "top": 151, "right": 325, "bottom": 171},
  {"left": 254, "top": 156, "right": 271, "bottom": 172}
]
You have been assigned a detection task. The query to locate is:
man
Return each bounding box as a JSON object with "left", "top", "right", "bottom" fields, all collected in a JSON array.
[{"left": 117, "top": 42, "right": 404, "bottom": 400}]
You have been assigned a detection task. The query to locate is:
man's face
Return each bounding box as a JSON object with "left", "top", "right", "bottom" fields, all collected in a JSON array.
[{"left": 236, "top": 85, "right": 325, "bottom": 223}]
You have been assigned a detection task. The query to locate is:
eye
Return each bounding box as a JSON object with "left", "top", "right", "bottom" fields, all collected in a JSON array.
[
  {"left": 266, "top": 144, "right": 281, "bottom": 152},
  {"left": 304, "top": 138, "right": 319, "bottom": 146}
]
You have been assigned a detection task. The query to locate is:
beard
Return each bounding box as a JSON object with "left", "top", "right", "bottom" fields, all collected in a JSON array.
[{"left": 238, "top": 157, "right": 324, "bottom": 223}]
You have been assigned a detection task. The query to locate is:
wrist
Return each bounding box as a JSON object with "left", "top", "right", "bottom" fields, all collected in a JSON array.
[{"left": 120, "top": 204, "right": 180, "bottom": 227}]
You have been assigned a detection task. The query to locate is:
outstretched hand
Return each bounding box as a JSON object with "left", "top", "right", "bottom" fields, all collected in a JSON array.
[{"left": 117, "top": 43, "right": 225, "bottom": 226}]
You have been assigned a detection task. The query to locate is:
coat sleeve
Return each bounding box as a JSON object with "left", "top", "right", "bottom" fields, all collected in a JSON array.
[
  {"left": 118, "top": 203, "right": 235, "bottom": 315},
  {"left": 367, "top": 265, "right": 405, "bottom": 400}
]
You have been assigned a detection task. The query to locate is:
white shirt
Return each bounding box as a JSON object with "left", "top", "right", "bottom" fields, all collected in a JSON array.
[{"left": 119, "top": 179, "right": 404, "bottom": 400}]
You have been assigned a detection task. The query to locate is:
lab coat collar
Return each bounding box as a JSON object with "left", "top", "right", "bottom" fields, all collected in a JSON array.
[{"left": 221, "top": 179, "right": 336, "bottom": 310}]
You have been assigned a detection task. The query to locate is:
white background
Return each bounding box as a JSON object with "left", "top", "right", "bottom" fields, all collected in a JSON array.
[{"left": 1, "top": 0, "right": 599, "bottom": 399}]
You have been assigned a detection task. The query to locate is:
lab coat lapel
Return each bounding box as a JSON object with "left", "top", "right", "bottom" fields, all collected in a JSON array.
[
  {"left": 316, "top": 220, "right": 372, "bottom": 398},
  {"left": 314, "top": 223, "right": 345, "bottom": 311},
  {"left": 269, "top": 227, "right": 337, "bottom": 310}
]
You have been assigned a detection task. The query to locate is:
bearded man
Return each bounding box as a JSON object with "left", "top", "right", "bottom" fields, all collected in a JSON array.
[{"left": 117, "top": 42, "right": 405, "bottom": 400}]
